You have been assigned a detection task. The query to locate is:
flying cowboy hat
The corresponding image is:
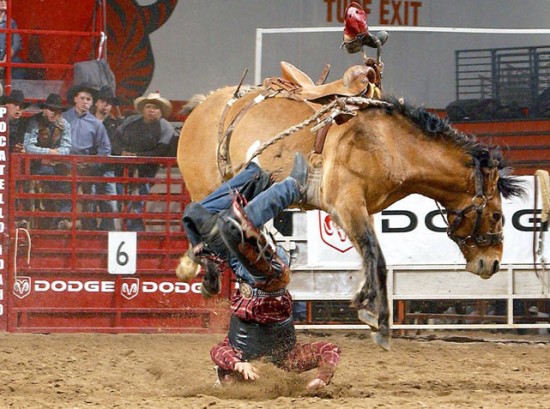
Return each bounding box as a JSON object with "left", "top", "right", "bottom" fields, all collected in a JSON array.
[
  {"left": 0, "top": 89, "right": 30, "bottom": 108},
  {"left": 134, "top": 91, "right": 173, "bottom": 117}
]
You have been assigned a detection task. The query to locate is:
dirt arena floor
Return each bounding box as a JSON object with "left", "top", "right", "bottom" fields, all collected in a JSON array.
[{"left": 0, "top": 330, "right": 548, "bottom": 408}]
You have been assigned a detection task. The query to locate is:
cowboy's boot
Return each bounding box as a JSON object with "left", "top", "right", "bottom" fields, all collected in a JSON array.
[
  {"left": 217, "top": 194, "right": 290, "bottom": 291},
  {"left": 290, "top": 152, "right": 309, "bottom": 203}
]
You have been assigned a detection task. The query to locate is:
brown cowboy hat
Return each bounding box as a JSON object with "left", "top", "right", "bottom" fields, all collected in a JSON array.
[
  {"left": 0, "top": 89, "right": 30, "bottom": 108},
  {"left": 97, "top": 86, "right": 120, "bottom": 106},
  {"left": 134, "top": 91, "right": 172, "bottom": 117},
  {"left": 40, "top": 93, "right": 66, "bottom": 111}
]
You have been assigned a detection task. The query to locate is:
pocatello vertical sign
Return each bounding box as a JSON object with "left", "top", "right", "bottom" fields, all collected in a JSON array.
[{"left": 0, "top": 105, "right": 7, "bottom": 330}]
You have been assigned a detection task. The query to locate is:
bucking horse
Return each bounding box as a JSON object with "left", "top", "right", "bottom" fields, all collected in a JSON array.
[{"left": 176, "top": 62, "right": 524, "bottom": 350}]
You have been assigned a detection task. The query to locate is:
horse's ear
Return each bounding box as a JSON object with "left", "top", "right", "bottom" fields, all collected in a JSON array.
[{"left": 483, "top": 166, "right": 499, "bottom": 196}]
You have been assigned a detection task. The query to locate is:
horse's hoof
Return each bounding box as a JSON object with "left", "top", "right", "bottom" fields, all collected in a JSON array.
[
  {"left": 358, "top": 309, "right": 379, "bottom": 329},
  {"left": 371, "top": 331, "right": 391, "bottom": 351}
]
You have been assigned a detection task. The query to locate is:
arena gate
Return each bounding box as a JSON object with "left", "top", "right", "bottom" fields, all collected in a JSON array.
[{"left": 2, "top": 144, "right": 232, "bottom": 333}]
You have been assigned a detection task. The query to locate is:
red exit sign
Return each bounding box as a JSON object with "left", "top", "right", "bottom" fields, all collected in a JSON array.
[{"left": 324, "top": 0, "right": 423, "bottom": 26}]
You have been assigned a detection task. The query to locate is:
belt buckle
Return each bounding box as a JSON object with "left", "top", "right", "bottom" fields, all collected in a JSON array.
[{"left": 240, "top": 282, "right": 253, "bottom": 299}]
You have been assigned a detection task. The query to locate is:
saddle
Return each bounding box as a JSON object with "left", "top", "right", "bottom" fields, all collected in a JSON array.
[{"left": 277, "top": 61, "right": 382, "bottom": 101}]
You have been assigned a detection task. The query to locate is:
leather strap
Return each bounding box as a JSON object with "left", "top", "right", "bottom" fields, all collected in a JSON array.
[
  {"left": 314, "top": 122, "right": 332, "bottom": 154},
  {"left": 315, "top": 64, "right": 331, "bottom": 85}
]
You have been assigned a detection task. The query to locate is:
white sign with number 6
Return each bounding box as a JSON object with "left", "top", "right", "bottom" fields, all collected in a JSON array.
[{"left": 108, "top": 232, "right": 137, "bottom": 275}]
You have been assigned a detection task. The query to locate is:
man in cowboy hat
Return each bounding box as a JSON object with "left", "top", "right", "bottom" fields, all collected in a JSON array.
[
  {"left": 63, "top": 82, "right": 116, "bottom": 231},
  {"left": 24, "top": 93, "right": 72, "bottom": 229},
  {"left": 93, "top": 85, "right": 121, "bottom": 141},
  {"left": 1, "top": 89, "right": 29, "bottom": 152},
  {"left": 111, "top": 91, "right": 176, "bottom": 231}
]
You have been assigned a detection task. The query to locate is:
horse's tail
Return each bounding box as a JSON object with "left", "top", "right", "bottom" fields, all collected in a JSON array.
[{"left": 180, "top": 93, "right": 207, "bottom": 117}]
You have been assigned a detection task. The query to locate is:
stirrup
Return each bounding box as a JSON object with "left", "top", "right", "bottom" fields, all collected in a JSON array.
[{"left": 200, "top": 259, "right": 222, "bottom": 298}]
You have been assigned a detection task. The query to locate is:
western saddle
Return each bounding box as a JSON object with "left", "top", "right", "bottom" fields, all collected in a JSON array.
[{"left": 266, "top": 60, "right": 383, "bottom": 101}]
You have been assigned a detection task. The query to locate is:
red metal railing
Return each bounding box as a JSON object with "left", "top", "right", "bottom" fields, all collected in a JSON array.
[
  {"left": 7, "top": 154, "right": 233, "bottom": 333},
  {"left": 0, "top": 0, "right": 105, "bottom": 93}
]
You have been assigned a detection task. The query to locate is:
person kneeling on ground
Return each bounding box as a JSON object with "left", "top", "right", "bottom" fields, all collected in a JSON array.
[{"left": 177, "top": 153, "right": 341, "bottom": 391}]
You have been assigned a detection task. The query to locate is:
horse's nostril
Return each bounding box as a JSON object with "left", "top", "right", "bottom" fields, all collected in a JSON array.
[
  {"left": 478, "top": 259, "right": 484, "bottom": 272},
  {"left": 492, "top": 260, "right": 500, "bottom": 275}
]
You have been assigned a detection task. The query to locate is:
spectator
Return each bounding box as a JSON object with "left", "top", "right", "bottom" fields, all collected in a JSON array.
[
  {"left": 23, "top": 93, "right": 72, "bottom": 229},
  {"left": 2, "top": 89, "right": 28, "bottom": 152},
  {"left": 111, "top": 91, "right": 175, "bottom": 231},
  {"left": 0, "top": 0, "right": 25, "bottom": 79},
  {"left": 4, "top": 88, "right": 28, "bottom": 226},
  {"left": 62, "top": 82, "right": 116, "bottom": 231},
  {"left": 93, "top": 85, "right": 120, "bottom": 225},
  {"left": 93, "top": 85, "right": 121, "bottom": 141}
]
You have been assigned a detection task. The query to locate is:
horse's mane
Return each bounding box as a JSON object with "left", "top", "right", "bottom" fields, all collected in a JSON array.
[
  {"left": 179, "top": 93, "right": 207, "bottom": 117},
  {"left": 380, "top": 95, "right": 525, "bottom": 199}
]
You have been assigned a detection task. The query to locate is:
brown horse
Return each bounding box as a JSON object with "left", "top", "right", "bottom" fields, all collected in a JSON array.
[{"left": 177, "top": 85, "right": 523, "bottom": 349}]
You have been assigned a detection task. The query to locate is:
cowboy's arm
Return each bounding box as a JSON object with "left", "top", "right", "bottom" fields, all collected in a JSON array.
[
  {"left": 56, "top": 120, "right": 72, "bottom": 155},
  {"left": 134, "top": 142, "right": 169, "bottom": 157},
  {"left": 135, "top": 119, "right": 174, "bottom": 157},
  {"left": 23, "top": 126, "right": 49, "bottom": 155},
  {"left": 110, "top": 127, "right": 125, "bottom": 155},
  {"left": 210, "top": 340, "right": 243, "bottom": 371},
  {"left": 96, "top": 123, "right": 112, "bottom": 156}
]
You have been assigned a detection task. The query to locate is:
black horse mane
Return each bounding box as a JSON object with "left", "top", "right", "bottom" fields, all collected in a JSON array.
[{"left": 380, "top": 95, "right": 525, "bottom": 199}]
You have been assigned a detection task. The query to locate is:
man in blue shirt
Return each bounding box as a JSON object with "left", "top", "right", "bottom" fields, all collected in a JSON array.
[{"left": 63, "top": 83, "right": 116, "bottom": 231}]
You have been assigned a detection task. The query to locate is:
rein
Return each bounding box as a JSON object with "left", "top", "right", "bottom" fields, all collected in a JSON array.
[{"left": 435, "top": 159, "right": 503, "bottom": 248}]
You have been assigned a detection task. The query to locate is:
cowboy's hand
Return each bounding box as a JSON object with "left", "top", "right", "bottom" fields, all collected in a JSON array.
[{"left": 234, "top": 362, "right": 260, "bottom": 381}]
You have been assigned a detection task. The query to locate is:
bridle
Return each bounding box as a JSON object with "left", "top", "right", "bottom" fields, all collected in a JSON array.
[{"left": 436, "top": 159, "right": 503, "bottom": 249}]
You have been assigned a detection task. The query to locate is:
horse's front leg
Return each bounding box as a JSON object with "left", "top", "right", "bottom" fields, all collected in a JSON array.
[{"left": 330, "top": 204, "right": 390, "bottom": 349}]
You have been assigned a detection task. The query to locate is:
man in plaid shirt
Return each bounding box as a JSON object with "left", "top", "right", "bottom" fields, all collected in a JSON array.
[{"left": 178, "top": 154, "right": 341, "bottom": 391}]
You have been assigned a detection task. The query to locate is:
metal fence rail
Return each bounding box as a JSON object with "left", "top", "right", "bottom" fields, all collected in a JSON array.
[{"left": 455, "top": 45, "right": 550, "bottom": 116}]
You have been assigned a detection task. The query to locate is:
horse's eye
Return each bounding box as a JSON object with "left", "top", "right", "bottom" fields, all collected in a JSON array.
[{"left": 493, "top": 212, "right": 502, "bottom": 222}]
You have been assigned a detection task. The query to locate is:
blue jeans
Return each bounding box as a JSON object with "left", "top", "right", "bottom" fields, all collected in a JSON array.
[
  {"left": 81, "top": 168, "right": 117, "bottom": 231},
  {"left": 96, "top": 171, "right": 117, "bottom": 231},
  {"left": 200, "top": 162, "right": 264, "bottom": 214},
  {"left": 125, "top": 182, "right": 150, "bottom": 232},
  {"left": 193, "top": 164, "right": 300, "bottom": 285}
]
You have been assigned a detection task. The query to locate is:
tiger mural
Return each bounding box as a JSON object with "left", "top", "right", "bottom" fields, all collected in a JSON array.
[{"left": 13, "top": 0, "right": 178, "bottom": 103}]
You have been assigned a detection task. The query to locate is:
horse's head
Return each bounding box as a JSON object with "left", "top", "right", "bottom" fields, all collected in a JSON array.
[
  {"left": 443, "top": 150, "right": 524, "bottom": 279},
  {"left": 378, "top": 96, "right": 526, "bottom": 279}
]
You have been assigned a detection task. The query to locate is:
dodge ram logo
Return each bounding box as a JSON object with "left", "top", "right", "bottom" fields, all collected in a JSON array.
[
  {"left": 318, "top": 212, "right": 353, "bottom": 253},
  {"left": 13, "top": 276, "right": 31, "bottom": 299},
  {"left": 121, "top": 278, "right": 140, "bottom": 300}
]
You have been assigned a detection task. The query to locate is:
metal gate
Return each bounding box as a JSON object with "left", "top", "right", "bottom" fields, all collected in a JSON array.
[{"left": 3, "top": 151, "right": 232, "bottom": 333}]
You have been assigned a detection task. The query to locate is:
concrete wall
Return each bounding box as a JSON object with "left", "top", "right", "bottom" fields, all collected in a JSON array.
[{"left": 143, "top": 0, "right": 550, "bottom": 108}]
